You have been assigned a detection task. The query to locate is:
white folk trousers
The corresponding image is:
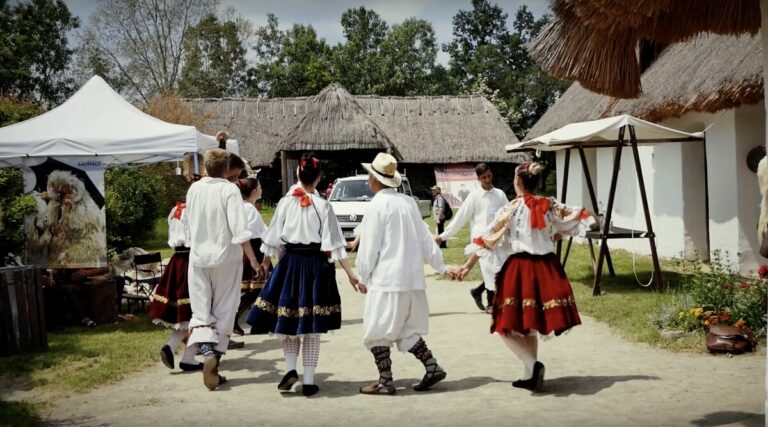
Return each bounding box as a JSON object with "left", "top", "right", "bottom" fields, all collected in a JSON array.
[
  {"left": 362, "top": 289, "right": 429, "bottom": 352},
  {"left": 187, "top": 260, "right": 243, "bottom": 354}
]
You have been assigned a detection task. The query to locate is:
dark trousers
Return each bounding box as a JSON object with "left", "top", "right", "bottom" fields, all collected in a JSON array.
[{"left": 437, "top": 221, "right": 447, "bottom": 248}]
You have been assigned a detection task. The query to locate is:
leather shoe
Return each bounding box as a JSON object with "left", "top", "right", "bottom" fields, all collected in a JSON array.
[
  {"left": 277, "top": 370, "right": 298, "bottom": 391},
  {"left": 470, "top": 288, "right": 485, "bottom": 311},
  {"left": 512, "top": 362, "right": 545, "bottom": 391},
  {"left": 413, "top": 370, "right": 447, "bottom": 391},
  {"left": 160, "top": 345, "right": 174, "bottom": 369},
  {"left": 302, "top": 384, "right": 319, "bottom": 397},
  {"left": 227, "top": 340, "right": 245, "bottom": 350},
  {"left": 179, "top": 362, "right": 203, "bottom": 371}
]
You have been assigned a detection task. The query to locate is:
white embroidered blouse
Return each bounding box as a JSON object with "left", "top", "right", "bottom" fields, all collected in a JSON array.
[
  {"left": 260, "top": 189, "right": 347, "bottom": 262},
  {"left": 467, "top": 195, "right": 595, "bottom": 272},
  {"left": 166, "top": 203, "right": 190, "bottom": 248},
  {"left": 243, "top": 202, "right": 267, "bottom": 240}
]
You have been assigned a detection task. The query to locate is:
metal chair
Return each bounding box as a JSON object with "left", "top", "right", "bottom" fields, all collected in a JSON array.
[{"left": 122, "top": 252, "right": 163, "bottom": 312}]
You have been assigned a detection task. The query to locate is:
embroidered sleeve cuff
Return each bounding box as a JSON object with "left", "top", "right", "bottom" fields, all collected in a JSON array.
[
  {"left": 260, "top": 242, "right": 282, "bottom": 259},
  {"left": 327, "top": 247, "right": 348, "bottom": 263}
]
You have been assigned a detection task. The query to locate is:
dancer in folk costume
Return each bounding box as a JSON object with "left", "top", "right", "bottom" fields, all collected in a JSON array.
[
  {"left": 459, "top": 162, "right": 595, "bottom": 391},
  {"left": 435, "top": 163, "right": 508, "bottom": 313},
  {"left": 224, "top": 153, "right": 250, "bottom": 350},
  {"left": 185, "top": 149, "right": 261, "bottom": 390},
  {"left": 233, "top": 175, "right": 268, "bottom": 336},
  {"left": 149, "top": 154, "right": 204, "bottom": 372},
  {"left": 355, "top": 153, "right": 460, "bottom": 396},
  {"left": 247, "top": 152, "right": 362, "bottom": 397}
]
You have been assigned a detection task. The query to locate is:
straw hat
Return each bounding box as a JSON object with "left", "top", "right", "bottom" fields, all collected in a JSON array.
[{"left": 362, "top": 153, "right": 402, "bottom": 188}]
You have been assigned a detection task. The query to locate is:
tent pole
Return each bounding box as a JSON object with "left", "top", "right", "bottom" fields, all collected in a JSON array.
[
  {"left": 628, "top": 125, "right": 664, "bottom": 291},
  {"left": 594, "top": 128, "right": 624, "bottom": 296},
  {"left": 578, "top": 146, "right": 616, "bottom": 276},
  {"left": 557, "top": 148, "right": 571, "bottom": 262}
]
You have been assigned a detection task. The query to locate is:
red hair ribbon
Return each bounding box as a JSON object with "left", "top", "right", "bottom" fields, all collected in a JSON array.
[
  {"left": 292, "top": 187, "right": 313, "bottom": 207},
  {"left": 172, "top": 201, "right": 186, "bottom": 219},
  {"left": 300, "top": 157, "right": 320, "bottom": 171},
  {"left": 520, "top": 194, "right": 551, "bottom": 229}
]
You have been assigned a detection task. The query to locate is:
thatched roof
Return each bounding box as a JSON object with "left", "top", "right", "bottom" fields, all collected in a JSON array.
[
  {"left": 526, "top": 32, "right": 763, "bottom": 140},
  {"left": 528, "top": 0, "right": 760, "bottom": 98},
  {"left": 185, "top": 86, "right": 524, "bottom": 166},
  {"left": 276, "top": 84, "right": 401, "bottom": 159}
]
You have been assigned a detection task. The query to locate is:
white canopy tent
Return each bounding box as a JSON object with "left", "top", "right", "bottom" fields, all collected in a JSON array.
[
  {"left": 506, "top": 114, "right": 704, "bottom": 152},
  {"left": 507, "top": 115, "right": 705, "bottom": 295},
  {"left": 0, "top": 75, "right": 237, "bottom": 167}
]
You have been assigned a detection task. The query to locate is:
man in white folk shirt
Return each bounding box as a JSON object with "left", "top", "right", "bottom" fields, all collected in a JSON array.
[
  {"left": 434, "top": 163, "right": 508, "bottom": 313},
  {"left": 354, "top": 152, "right": 461, "bottom": 395}
]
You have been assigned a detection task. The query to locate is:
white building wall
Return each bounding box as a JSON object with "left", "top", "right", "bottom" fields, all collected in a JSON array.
[{"left": 554, "top": 102, "right": 766, "bottom": 274}]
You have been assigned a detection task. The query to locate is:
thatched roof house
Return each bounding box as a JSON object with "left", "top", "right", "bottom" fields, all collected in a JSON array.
[
  {"left": 276, "top": 84, "right": 400, "bottom": 159},
  {"left": 527, "top": 33, "right": 763, "bottom": 139},
  {"left": 185, "top": 84, "right": 524, "bottom": 166},
  {"left": 528, "top": 0, "right": 760, "bottom": 98}
]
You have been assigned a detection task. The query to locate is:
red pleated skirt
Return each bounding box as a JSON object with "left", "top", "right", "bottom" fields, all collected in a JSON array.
[
  {"left": 491, "top": 252, "right": 581, "bottom": 336},
  {"left": 148, "top": 251, "right": 191, "bottom": 327}
]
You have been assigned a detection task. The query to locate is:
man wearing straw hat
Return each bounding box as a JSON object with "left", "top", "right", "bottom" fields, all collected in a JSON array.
[{"left": 354, "top": 152, "right": 460, "bottom": 395}]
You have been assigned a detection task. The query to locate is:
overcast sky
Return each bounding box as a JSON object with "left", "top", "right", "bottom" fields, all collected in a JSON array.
[{"left": 63, "top": 0, "right": 550, "bottom": 64}]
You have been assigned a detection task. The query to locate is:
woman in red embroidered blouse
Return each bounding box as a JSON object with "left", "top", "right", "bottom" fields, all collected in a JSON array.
[{"left": 460, "top": 162, "right": 595, "bottom": 391}]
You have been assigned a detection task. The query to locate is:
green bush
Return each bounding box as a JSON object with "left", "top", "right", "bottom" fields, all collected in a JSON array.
[
  {"left": 105, "top": 167, "right": 168, "bottom": 250},
  {"left": 651, "top": 251, "right": 767, "bottom": 337}
]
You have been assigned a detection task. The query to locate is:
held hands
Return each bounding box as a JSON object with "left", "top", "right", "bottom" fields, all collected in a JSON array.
[
  {"left": 433, "top": 235, "right": 443, "bottom": 246},
  {"left": 348, "top": 273, "right": 367, "bottom": 294},
  {"left": 249, "top": 258, "right": 263, "bottom": 281},
  {"left": 444, "top": 266, "right": 464, "bottom": 281}
]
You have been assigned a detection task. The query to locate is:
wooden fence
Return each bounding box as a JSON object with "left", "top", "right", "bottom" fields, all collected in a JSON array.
[{"left": 0, "top": 266, "right": 48, "bottom": 356}]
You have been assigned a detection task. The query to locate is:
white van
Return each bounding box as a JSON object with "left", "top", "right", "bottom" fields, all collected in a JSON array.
[{"left": 329, "top": 175, "right": 431, "bottom": 240}]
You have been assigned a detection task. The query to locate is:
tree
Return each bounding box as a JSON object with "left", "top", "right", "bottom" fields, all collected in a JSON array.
[
  {"left": 249, "top": 17, "right": 334, "bottom": 98},
  {"left": 179, "top": 13, "right": 248, "bottom": 98},
  {"left": 332, "top": 7, "right": 388, "bottom": 94},
  {"left": 81, "top": 0, "right": 217, "bottom": 102},
  {"left": 444, "top": 2, "right": 568, "bottom": 137},
  {"left": 378, "top": 18, "right": 440, "bottom": 96},
  {"left": 0, "top": 0, "right": 79, "bottom": 106}
]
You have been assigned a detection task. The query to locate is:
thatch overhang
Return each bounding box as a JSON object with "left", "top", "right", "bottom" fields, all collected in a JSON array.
[
  {"left": 528, "top": 0, "right": 760, "bottom": 99},
  {"left": 185, "top": 85, "right": 525, "bottom": 166},
  {"left": 525, "top": 33, "right": 763, "bottom": 141},
  {"left": 276, "top": 84, "right": 401, "bottom": 159}
]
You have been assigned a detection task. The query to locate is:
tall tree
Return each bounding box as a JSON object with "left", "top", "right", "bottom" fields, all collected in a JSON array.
[
  {"left": 81, "top": 0, "right": 217, "bottom": 102},
  {"left": 249, "top": 17, "right": 334, "bottom": 98},
  {"left": 179, "top": 13, "right": 248, "bottom": 98},
  {"left": 378, "top": 18, "right": 440, "bottom": 96},
  {"left": 332, "top": 7, "right": 388, "bottom": 94},
  {"left": 445, "top": 2, "right": 567, "bottom": 137},
  {"left": 0, "top": 0, "right": 79, "bottom": 106}
]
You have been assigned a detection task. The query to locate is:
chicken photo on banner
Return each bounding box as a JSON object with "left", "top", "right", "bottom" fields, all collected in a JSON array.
[{"left": 23, "top": 157, "right": 107, "bottom": 268}]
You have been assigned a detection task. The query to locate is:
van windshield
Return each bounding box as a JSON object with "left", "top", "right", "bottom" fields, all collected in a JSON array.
[{"left": 330, "top": 180, "right": 374, "bottom": 201}]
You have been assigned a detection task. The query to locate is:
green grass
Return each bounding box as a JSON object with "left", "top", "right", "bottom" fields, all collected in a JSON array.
[{"left": 0, "top": 400, "right": 42, "bottom": 427}]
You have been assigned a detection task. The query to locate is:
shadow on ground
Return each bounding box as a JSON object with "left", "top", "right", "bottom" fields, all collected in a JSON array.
[{"left": 533, "top": 375, "right": 660, "bottom": 397}]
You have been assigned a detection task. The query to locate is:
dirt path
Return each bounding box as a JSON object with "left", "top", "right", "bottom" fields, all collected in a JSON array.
[{"left": 13, "top": 275, "right": 767, "bottom": 426}]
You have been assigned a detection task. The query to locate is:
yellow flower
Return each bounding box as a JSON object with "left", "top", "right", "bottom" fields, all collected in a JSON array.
[{"left": 691, "top": 307, "right": 704, "bottom": 317}]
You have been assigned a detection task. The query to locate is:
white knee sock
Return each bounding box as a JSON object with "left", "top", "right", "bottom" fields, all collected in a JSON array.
[
  {"left": 283, "top": 337, "right": 300, "bottom": 372},
  {"left": 180, "top": 344, "right": 198, "bottom": 364},
  {"left": 501, "top": 334, "right": 536, "bottom": 380},
  {"left": 301, "top": 335, "right": 320, "bottom": 385},
  {"left": 166, "top": 329, "right": 184, "bottom": 350}
]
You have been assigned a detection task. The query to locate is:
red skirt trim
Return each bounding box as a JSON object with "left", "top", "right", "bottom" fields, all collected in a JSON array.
[
  {"left": 491, "top": 252, "right": 581, "bottom": 336},
  {"left": 148, "top": 252, "right": 191, "bottom": 325}
]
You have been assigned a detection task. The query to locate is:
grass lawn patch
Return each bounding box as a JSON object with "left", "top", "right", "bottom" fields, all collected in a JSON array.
[{"left": 0, "top": 400, "right": 43, "bottom": 427}]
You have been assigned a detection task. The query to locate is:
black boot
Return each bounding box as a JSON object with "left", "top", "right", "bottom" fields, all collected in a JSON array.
[
  {"left": 470, "top": 283, "right": 486, "bottom": 311},
  {"left": 486, "top": 290, "right": 496, "bottom": 312}
]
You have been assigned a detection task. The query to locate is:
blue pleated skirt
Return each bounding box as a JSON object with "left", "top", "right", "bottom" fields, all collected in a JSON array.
[{"left": 247, "top": 245, "right": 341, "bottom": 336}]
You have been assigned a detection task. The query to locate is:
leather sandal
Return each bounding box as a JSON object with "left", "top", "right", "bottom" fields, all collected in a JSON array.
[
  {"left": 413, "top": 370, "right": 447, "bottom": 391},
  {"left": 359, "top": 381, "right": 396, "bottom": 395},
  {"left": 203, "top": 355, "right": 221, "bottom": 390}
]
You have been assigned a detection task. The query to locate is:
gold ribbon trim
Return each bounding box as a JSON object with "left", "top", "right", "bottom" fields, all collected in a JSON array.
[
  {"left": 501, "top": 295, "right": 575, "bottom": 310},
  {"left": 153, "top": 295, "right": 190, "bottom": 307},
  {"left": 254, "top": 298, "right": 340, "bottom": 318}
]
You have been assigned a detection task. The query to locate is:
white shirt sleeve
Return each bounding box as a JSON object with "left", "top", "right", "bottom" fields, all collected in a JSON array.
[
  {"left": 355, "top": 204, "right": 384, "bottom": 285},
  {"left": 227, "top": 188, "right": 253, "bottom": 245},
  {"left": 260, "top": 196, "right": 289, "bottom": 259},
  {"left": 415, "top": 199, "right": 446, "bottom": 274},
  {"left": 244, "top": 203, "right": 268, "bottom": 239},
  {"left": 550, "top": 198, "right": 596, "bottom": 237},
  {"left": 439, "top": 191, "right": 475, "bottom": 239},
  {"left": 320, "top": 201, "right": 348, "bottom": 262}
]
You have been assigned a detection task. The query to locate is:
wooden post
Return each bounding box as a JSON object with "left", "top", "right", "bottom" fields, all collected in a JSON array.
[
  {"left": 578, "top": 147, "right": 616, "bottom": 277},
  {"left": 629, "top": 125, "right": 664, "bottom": 291},
  {"left": 594, "top": 128, "right": 625, "bottom": 296},
  {"left": 557, "top": 148, "right": 571, "bottom": 260},
  {"left": 280, "top": 150, "right": 289, "bottom": 195}
]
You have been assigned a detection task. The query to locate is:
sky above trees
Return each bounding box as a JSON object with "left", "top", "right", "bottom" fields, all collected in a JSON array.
[{"left": 63, "top": 0, "right": 549, "bottom": 65}]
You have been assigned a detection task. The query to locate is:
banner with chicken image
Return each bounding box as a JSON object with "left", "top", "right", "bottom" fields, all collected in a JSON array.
[{"left": 23, "top": 157, "right": 107, "bottom": 268}]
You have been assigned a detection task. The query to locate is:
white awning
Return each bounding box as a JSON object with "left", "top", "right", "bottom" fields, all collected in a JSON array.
[
  {"left": 507, "top": 115, "right": 704, "bottom": 152},
  {"left": 0, "top": 76, "right": 238, "bottom": 167}
]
